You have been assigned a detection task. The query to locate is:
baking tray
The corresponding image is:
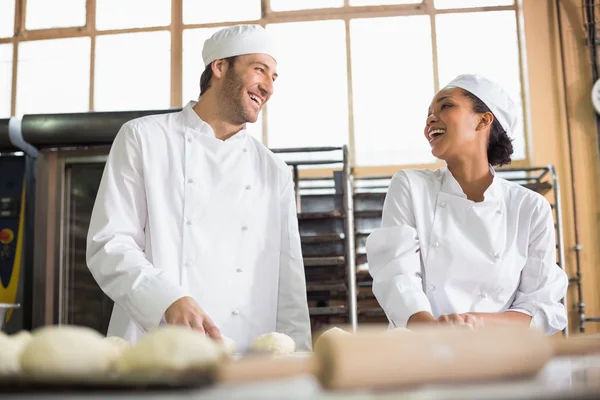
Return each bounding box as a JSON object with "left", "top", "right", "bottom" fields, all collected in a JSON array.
[{"left": 0, "top": 367, "right": 215, "bottom": 393}]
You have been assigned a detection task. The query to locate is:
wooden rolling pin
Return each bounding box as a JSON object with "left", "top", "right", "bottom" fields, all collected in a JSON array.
[
  {"left": 314, "top": 326, "right": 554, "bottom": 390},
  {"left": 213, "top": 327, "right": 600, "bottom": 388},
  {"left": 550, "top": 333, "right": 600, "bottom": 356},
  {"left": 216, "top": 354, "right": 316, "bottom": 384}
]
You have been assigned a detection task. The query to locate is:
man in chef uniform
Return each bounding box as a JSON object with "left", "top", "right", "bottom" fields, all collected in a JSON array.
[
  {"left": 86, "top": 25, "right": 312, "bottom": 351},
  {"left": 366, "top": 74, "right": 568, "bottom": 335}
]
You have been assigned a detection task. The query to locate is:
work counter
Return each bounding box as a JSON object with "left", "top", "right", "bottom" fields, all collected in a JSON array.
[{"left": 3, "top": 354, "right": 600, "bottom": 399}]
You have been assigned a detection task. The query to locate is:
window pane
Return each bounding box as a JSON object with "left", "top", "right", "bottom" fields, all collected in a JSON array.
[
  {"left": 26, "top": 0, "right": 86, "bottom": 30},
  {"left": 182, "top": 27, "right": 223, "bottom": 104},
  {"left": 183, "top": 0, "right": 260, "bottom": 25},
  {"left": 351, "top": 16, "right": 435, "bottom": 166},
  {"left": 0, "top": 0, "right": 15, "bottom": 38},
  {"left": 436, "top": 11, "right": 525, "bottom": 159},
  {"left": 182, "top": 27, "right": 263, "bottom": 142},
  {"left": 266, "top": 20, "right": 349, "bottom": 148},
  {"left": 434, "top": 0, "right": 513, "bottom": 9},
  {"left": 350, "top": 0, "right": 421, "bottom": 5},
  {"left": 96, "top": 0, "right": 170, "bottom": 30},
  {"left": 16, "top": 38, "right": 90, "bottom": 115},
  {"left": 0, "top": 44, "right": 12, "bottom": 118},
  {"left": 95, "top": 32, "right": 170, "bottom": 111},
  {"left": 270, "top": 0, "right": 342, "bottom": 12}
]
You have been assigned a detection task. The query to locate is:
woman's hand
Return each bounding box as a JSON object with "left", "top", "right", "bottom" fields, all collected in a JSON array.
[{"left": 437, "top": 313, "right": 484, "bottom": 329}]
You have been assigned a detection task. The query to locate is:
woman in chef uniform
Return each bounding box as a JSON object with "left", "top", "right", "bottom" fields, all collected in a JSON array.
[{"left": 366, "top": 74, "right": 568, "bottom": 335}]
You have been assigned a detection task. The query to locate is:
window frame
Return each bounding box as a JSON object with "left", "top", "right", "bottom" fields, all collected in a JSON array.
[{"left": 0, "top": 0, "right": 530, "bottom": 176}]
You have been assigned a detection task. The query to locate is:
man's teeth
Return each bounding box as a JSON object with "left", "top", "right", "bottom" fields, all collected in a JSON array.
[
  {"left": 249, "top": 94, "right": 262, "bottom": 105},
  {"left": 429, "top": 129, "right": 445, "bottom": 139}
]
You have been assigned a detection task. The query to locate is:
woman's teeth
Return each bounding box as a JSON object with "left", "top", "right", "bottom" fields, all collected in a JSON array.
[{"left": 429, "top": 129, "right": 445, "bottom": 139}]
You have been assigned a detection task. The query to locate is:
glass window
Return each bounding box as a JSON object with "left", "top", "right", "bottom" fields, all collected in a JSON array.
[
  {"left": 434, "top": 0, "right": 513, "bottom": 9},
  {"left": 182, "top": 27, "right": 224, "bottom": 104},
  {"left": 183, "top": 0, "right": 260, "bottom": 25},
  {"left": 436, "top": 11, "right": 525, "bottom": 159},
  {"left": 0, "top": 0, "right": 15, "bottom": 38},
  {"left": 94, "top": 31, "right": 171, "bottom": 112},
  {"left": 350, "top": 0, "right": 421, "bottom": 5},
  {"left": 270, "top": 0, "right": 343, "bottom": 12},
  {"left": 25, "top": 0, "right": 86, "bottom": 30},
  {"left": 16, "top": 37, "right": 90, "bottom": 115},
  {"left": 265, "top": 20, "right": 349, "bottom": 148},
  {"left": 351, "top": 16, "right": 435, "bottom": 166},
  {"left": 96, "top": 0, "right": 170, "bottom": 30},
  {"left": 0, "top": 44, "right": 12, "bottom": 118},
  {"left": 182, "top": 27, "right": 263, "bottom": 141}
]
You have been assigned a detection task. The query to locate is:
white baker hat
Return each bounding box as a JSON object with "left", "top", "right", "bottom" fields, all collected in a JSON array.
[
  {"left": 202, "top": 24, "right": 277, "bottom": 67},
  {"left": 443, "top": 74, "right": 519, "bottom": 139}
]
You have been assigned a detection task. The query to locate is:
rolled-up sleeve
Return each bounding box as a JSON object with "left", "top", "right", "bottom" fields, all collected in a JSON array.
[
  {"left": 509, "top": 199, "right": 568, "bottom": 335},
  {"left": 366, "top": 171, "right": 432, "bottom": 328},
  {"left": 87, "top": 123, "right": 189, "bottom": 332}
]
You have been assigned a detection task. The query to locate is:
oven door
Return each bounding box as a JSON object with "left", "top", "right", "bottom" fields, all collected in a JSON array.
[{"left": 33, "top": 148, "right": 113, "bottom": 333}]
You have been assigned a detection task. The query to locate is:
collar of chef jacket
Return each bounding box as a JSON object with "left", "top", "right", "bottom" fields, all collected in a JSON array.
[
  {"left": 439, "top": 164, "right": 501, "bottom": 203},
  {"left": 180, "top": 100, "right": 249, "bottom": 142}
]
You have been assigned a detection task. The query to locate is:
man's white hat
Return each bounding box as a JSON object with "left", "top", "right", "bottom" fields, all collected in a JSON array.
[
  {"left": 202, "top": 25, "right": 277, "bottom": 67},
  {"left": 444, "top": 74, "right": 519, "bottom": 139}
]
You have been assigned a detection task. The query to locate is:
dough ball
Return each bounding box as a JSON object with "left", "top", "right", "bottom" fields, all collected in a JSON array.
[
  {"left": 115, "top": 326, "right": 223, "bottom": 375},
  {"left": 218, "top": 335, "right": 236, "bottom": 356},
  {"left": 251, "top": 332, "right": 296, "bottom": 355},
  {"left": 0, "top": 332, "right": 32, "bottom": 375},
  {"left": 103, "top": 336, "right": 131, "bottom": 358},
  {"left": 11, "top": 330, "right": 33, "bottom": 345},
  {"left": 314, "top": 327, "right": 350, "bottom": 352},
  {"left": 20, "top": 325, "right": 117, "bottom": 379}
]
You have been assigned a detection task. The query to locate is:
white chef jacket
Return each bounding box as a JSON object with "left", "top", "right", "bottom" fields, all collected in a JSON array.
[
  {"left": 366, "top": 167, "right": 568, "bottom": 335},
  {"left": 86, "top": 101, "right": 312, "bottom": 351}
]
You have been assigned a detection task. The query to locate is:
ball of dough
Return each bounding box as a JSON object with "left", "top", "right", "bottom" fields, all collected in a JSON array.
[
  {"left": 20, "top": 325, "right": 117, "bottom": 379},
  {"left": 219, "top": 335, "right": 237, "bottom": 356},
  {"left": 251, "top": 332, "right": 296, "bottom": 355},
  {"left": 11, "top": 330, "right": 33, "bottom": 344},
  {"left": 314, "top": 327, "right": 350, "bottom": 352},
  {"left": 0, "top": 332, "right": 32, "bottom": 375},
  {"left": 103, "top": 336, "right": 131, "bottom": 358},
  {"left": 115, "top": 326, "right": 223, "bottom": 375}
]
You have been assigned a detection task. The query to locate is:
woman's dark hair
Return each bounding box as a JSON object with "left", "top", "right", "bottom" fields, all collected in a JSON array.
[
  {"left": 461, "top": 88, "right": 513, "bottom": 167},
  {"left": 199, "top": 56, "right": 238, "bottom": 97}
]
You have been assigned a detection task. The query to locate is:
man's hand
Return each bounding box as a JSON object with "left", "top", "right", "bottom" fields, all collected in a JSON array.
[
  {"left": 164, "top": 296, "right": 222, "bottom": 341},
  {"left": 407, "top": 311, "right": 438, "bottom": 328},
  {"left": 437, "top": 313, "right": 483, "bottom": 329}
]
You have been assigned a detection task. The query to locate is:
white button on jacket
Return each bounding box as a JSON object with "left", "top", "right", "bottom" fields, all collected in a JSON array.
[
  {"left": 366, "top": 167, "right": 568, "bottom": 335},
  {"left": 86, "top": 101, "right": 312, "bottom": 351}
]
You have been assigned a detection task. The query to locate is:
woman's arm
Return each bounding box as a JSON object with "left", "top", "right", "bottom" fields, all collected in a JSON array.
[{"left": 367, "top": 171, "right": 433, "bottom": 328}]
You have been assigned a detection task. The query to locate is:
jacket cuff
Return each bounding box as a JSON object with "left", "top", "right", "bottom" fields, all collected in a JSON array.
[{"left": 127, "top": 276, "right": 190, "bottom": 332}]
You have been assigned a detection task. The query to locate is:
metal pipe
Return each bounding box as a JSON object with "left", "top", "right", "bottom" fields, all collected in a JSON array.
[
  {"left": 0, "top": 111, "right": 348, "bottom": 154},
  {"left": 549, "top": 164, "right": 568, "bottom": 338},
  {"left": 271, "top": 146, "right": 342, "bottom": 153},
  {"left": 342, "top": 145, "right": 357, "bottom": 331},
  {"left": 556, "top": 0, "right": 586, "bottom": 332},
  {"left": 0, "top": 109, "right": 180, "bottom": 152}
]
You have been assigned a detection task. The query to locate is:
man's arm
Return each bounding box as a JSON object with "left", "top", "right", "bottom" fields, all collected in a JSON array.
[
  {"left": 86, "top": 123, "right": 193, "bottom": 333},
  {"left": 275, "top": 172, "right": 312, "bottom": 351}
]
